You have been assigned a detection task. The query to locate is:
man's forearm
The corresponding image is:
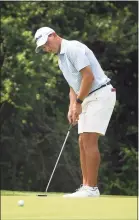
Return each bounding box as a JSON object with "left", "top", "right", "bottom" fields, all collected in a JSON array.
[
  {"left": 77, "top": 74, "right": 94, "bottom": 101},
  {"left": 69, "top": 87, "right": 77, "bottom": 109}
]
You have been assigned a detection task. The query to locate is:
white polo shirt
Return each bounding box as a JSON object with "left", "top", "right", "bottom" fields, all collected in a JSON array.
[{"left": 58, "top": 39, "right": 110, "bottom": 94}]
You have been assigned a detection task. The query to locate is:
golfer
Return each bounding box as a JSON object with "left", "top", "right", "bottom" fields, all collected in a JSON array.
[{"left": 34, "top": 27, "right": 116, "bottom": 198}]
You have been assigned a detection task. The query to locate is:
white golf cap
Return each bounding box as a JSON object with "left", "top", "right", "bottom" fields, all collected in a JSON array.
[{"left": 34, "top": 27, "right": 55, "bottom": 53}]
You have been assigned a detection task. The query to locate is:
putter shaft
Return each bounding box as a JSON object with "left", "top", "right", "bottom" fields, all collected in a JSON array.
[{"left": 45, "top": 124, "right": 72, "bottom": 192}]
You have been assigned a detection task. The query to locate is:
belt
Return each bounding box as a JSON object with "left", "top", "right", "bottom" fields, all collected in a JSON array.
[{"left": 89, "top": 81, "right": 111, "bottom": 96}]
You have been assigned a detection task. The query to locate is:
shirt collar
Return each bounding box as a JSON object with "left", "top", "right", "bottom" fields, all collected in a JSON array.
[{"left": 59, "top": 39, "right": 68, "bottom": 55}]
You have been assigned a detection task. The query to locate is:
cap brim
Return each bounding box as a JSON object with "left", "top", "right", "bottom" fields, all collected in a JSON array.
[{"left": 35, "top": 35, "right": 48, "bottom": 53}]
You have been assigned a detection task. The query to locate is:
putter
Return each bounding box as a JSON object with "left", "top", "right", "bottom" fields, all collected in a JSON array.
[{"left": 38, "top": 124, "right": 72, "bottom": 196}]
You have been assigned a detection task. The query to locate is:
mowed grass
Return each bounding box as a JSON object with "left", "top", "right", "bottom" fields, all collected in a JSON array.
[{"left": 1, "top": 191, "right": 137, "bottom": 220}]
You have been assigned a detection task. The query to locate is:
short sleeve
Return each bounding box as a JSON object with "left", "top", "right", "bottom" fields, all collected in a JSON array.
[{"left": 67, "top": 46, "right": 90, "bottom": 72}]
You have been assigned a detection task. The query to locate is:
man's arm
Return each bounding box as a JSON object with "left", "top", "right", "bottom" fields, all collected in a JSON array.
[
  {"left": 67, "top": 47, "right": 94, "bottom": 102},
  {"left": 67, "top": 87, "right": 77, "bottom": 124},
  {"left": 69, "top": 87, "right": 77, "bottom": 109},
  {"left": 77, "top": 66, "right": 94, "bottom": 102},
  {"left": 71, "top": 66, "right": 94, "bottom": 124}
]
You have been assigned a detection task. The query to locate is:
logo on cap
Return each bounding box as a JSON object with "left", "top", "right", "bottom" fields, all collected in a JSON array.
[{"left": 36, "top": 35, "right": 42, "bottom": 41}]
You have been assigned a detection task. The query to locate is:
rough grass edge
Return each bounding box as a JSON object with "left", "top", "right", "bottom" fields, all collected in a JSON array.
[
  {"left": 1, "top": 190, "right": 63, "bottom": 196},
  {"left": 1, "top": 190, "right": 137, "bottom": 198}
]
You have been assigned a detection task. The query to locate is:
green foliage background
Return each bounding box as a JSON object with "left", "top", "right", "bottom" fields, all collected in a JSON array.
[{"left": 1, "top": 1, "right": 138, "bottom": 195}]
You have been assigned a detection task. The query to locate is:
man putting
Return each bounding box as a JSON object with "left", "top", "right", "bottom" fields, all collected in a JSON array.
[{"left": 34, "top": 27, "right": 116, "bottom": 198}]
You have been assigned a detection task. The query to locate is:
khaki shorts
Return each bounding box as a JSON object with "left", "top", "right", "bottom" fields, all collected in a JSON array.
[{"left": 78, "top": 84, "right": 116, "bottom": 135}]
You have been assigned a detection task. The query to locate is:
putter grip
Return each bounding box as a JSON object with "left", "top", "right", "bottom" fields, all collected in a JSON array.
[{"left": 68, "top": 124, "right": 72, "bottom": 131}]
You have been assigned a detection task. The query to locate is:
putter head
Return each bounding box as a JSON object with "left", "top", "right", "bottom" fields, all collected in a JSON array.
[{"left": 37, "top": 194, "right": 47, "bottom": 197}]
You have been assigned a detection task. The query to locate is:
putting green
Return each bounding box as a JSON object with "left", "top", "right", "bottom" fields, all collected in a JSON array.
[{"left": 1, "top": 192, "right": 137, "bottom": 220}]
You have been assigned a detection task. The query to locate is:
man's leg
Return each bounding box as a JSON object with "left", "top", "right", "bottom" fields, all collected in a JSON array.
[
  {"left": 79, "top": 135, "right": 87, "bottom": 185},
  {"left": 81, "top": 132, "right": 100, "bottom": 187},
  {"left": 63, "top": 132, "right": 100, "bottom": 197}
]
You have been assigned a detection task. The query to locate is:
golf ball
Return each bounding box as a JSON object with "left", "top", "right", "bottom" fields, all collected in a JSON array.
[{"left": 18, "top": 200, "right": 24, "bottom": 206}]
